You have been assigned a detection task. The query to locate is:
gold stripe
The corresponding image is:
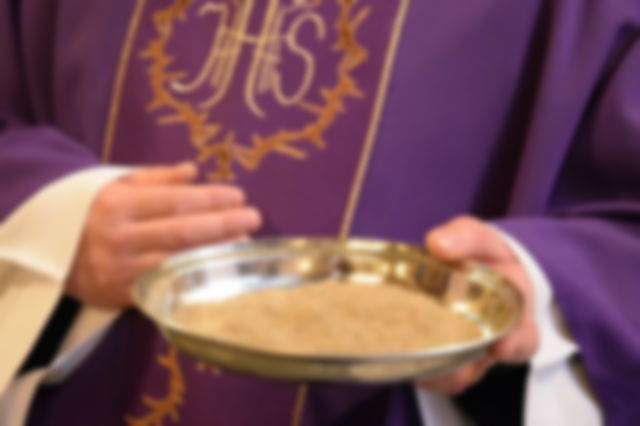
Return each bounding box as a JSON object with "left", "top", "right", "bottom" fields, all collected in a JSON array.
[
  {"left": 339, "top": 0, "right": 411, "bottom": 238},
  {"left": 101, "top": 0, "right": 147, "bottom": 162},
  {"left": 289, "top": 2, "right": 412, "bottom": 424},
  {"left": 289, "top": 384, "right": 309, "bottom": 426}
]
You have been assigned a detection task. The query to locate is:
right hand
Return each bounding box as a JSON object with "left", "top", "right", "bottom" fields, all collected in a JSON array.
[{"left": 65, "top": 163, "right": 261, "bottom": 308}]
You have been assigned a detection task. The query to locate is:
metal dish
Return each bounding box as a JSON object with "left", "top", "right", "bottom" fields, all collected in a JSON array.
[{"left": 133, "top": 237, "right": 522, "bottom": 383}]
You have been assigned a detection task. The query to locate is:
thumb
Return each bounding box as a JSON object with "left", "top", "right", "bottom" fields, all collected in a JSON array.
[
  {"left": 426, "top": 216, "right": 515, "bottom": 262},
  {"left": 123, "top": 162, "right": 198, "bottom": 185}
]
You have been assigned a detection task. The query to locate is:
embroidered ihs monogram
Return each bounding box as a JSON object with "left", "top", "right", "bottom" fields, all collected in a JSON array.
[{"left": 139, "top": 0, "right": 384, "bottom": 180}]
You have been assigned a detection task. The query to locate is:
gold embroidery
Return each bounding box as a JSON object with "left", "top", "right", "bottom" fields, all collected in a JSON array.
[
  {"left": 289, "top": 384, "right": 309, "bottom": 426},
  {"left": 242, "top": 0, "right": 326, "bottom": 118},
  {"left": 171, "top": 0, "right": 255, "bottom": 111},
  {"left": 125, "top": 348, "right": 186, "bottom": 426},
  {"left": 141, "top": 0, "right": 370, "bottom": 181}
]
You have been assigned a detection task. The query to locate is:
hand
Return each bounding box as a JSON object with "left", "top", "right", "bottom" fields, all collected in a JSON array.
[
  {"left": 417, "top": 216, "right": 539, "bottom": 395},
  {"left": 65, "top": 163, "right": 261, "bottom": 308}
]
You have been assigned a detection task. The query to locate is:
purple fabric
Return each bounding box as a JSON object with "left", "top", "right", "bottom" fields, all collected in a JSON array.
[
  {"left": 1, "top": 0, "right": 640, "bottom": 424},
  {"left": 351, "top": 1, "right": 640, "bottom": 423},
  {"left": 27, "top": 311, "right": 418, "bottom": 426},
  {"left": 0, "top": 0, "right": 130, "bottom": 219},
  {"left": 497, "top": 219, "right": 640, "bottom": 426},
  {"left": 495, "top": 22, "right": 640, "bottom": 423}
]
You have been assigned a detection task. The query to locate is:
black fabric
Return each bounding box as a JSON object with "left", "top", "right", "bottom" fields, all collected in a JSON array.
[
  {"left": 19, "top": 296, "right": 80, "bottom": 374},
  {"left": 453, "top": 365, "right": 529, "bottom": 426}
]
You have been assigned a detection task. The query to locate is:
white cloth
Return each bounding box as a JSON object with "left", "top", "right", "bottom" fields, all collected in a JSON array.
[
  {"left": 502, "top": 232, "right": 602, "bottom": 426},
  {"left": 0, "top": 166, "right": 129, "bottom": 426},
  {"left": 414, "top": 230, "right": 603, "bottom": 426},
  {"left": 0, "top": 167, "right": 602, "bottom": 425}
]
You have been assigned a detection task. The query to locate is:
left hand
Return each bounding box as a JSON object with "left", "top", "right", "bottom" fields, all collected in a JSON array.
[{"left": 417, "top": 216, "right": 539, "bottom": 395}]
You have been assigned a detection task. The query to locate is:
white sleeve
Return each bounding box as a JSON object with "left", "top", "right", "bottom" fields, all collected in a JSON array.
[
  {"left": 413, "top": 230, "right": 603, "bottom": 426},
  {"left": 0, "top": 166, "right": 131, "bottom": 396},
  {"left": 498, "top": 231, "right": 603, "bottom": 426}
]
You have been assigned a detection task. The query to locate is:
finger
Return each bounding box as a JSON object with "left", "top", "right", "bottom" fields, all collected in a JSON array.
[
  {"left": 426, "top": 216, "right": 515, "bottom": 262},
  {"left": 123, "top": 162, "right": 198, "bottom": 185},
  {"left": 418, "top": 355, "right": 494, "bottom": 396},
  {"left": 126, "top": 207, "right": 262, "bottom": 252},
  {"left": 128, "top": 184, "right": 246, "bottom": 219},
  {"left": 482, "top": 261, "right": 539, "bottom": 363},
  {"left": 129, "top": 251, "right": 171, "bottom": 275},
  {"left": 217, "top": 234, "right": 251, "bottom": 244},
  {"left": 490, "top": 318, "right": 539, "bottom": 363}
]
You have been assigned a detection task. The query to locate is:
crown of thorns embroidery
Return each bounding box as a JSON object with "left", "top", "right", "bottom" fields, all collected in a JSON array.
[{"left": 141, "top": 0, "right": 370, "bottom": 181}]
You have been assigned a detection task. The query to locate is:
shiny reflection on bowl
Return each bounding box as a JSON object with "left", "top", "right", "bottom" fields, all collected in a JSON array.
[{"left": 133, "top": 237, "right": 522, "bottom": 383}]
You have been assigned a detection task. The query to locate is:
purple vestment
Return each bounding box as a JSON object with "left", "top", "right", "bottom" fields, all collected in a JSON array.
[{"left": 1, "top": 0, "right": 639, "bottom": 425}]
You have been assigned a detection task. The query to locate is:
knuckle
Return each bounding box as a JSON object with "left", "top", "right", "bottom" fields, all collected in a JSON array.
[
  {"left": 97, "top": 187, "right": 119, "bottom": 211},
  {"left": 96, "top": 185, "right": 128, "bottom": 216},
  {"left": 127, "top": 167, "right": 159, "bottom": 183}
]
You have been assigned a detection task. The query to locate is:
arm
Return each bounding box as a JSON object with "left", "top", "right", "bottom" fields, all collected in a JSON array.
[
  {"left": 0, "top": 1, "right": 100, "bottom": 221},
  {"left": 494, "top": 35, "right": 640, "bottom": 425},
  {"left": 498, "top": 229, "right": 602, "bottom": 426},
  {"left": 0, "top": 167, "right": 129, "bottom": 395},
  {"left": 419, "top": 33, "right": 640, "bottom": 426},
  {"left": 416, "top": 217, "right": 604, "bottom": 426},
  {"left": 412, "top": 228, "right": 601, "bottom": 426},
  {"left": 0, "top": 163, "right": 263, "bottom": 399},
  {"left": 497, "top": 218, "right": 639, "bottom": 425},
  {"left": 0, "top": 1, "right": 111, "bottom": 395},
  {"left": 1, "top": 1, "right": 263, "bottom": 402}
]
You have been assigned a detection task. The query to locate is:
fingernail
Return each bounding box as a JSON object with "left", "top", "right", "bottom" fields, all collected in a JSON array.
[
  {"left": 227, "top": 188, "right": 246, "bottom": 206},
  {"left": 435, "top": 234, "right": 457, "bottom": 254},
  {"left": 243, "top": 208, "right": 262, "bottom": 229},
  {"left": 216, "top": 187, "right": 246, "bottom": 208}
]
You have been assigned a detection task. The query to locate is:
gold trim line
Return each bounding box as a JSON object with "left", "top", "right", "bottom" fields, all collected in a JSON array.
[
  {"left": 289, "top": 383, "right": 309, "bottom": 426},
  {"left": 339, "top": 0, "right": 411, "bottom": 238},
  {"left": 101, "top": 0, "right": 147, "bottom": 162}
]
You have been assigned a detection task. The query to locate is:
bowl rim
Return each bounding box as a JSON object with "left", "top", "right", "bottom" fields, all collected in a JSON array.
[{"left": 132, "top": 236, "right": 523, "bottom": 364}]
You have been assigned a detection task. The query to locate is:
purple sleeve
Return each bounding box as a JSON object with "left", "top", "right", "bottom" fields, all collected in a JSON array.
[
  {"left": 497, "top": 37, "right": 640, "bottom": 426},
  {"left": 0, "top": 2, "right": 98, "bottom": 221}
]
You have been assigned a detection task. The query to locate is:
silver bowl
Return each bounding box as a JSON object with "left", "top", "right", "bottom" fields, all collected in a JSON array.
[{"left": 133, "top": 237, "right": 522, "bottom": 383}]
